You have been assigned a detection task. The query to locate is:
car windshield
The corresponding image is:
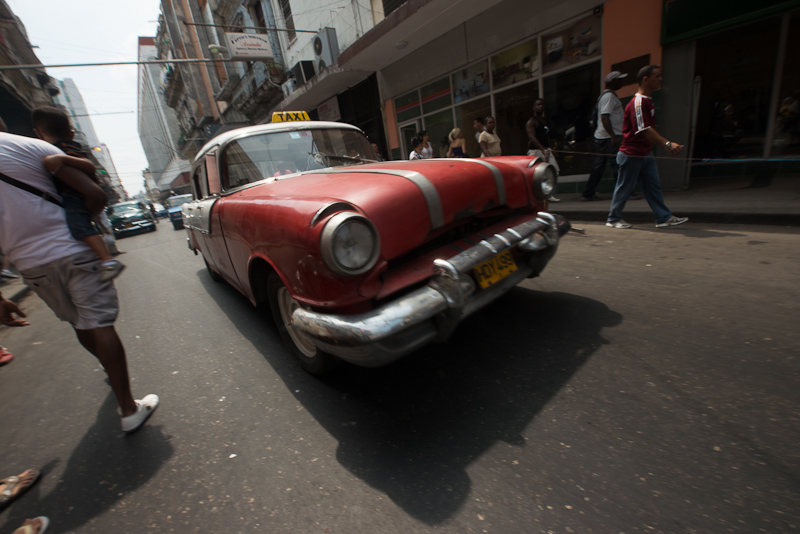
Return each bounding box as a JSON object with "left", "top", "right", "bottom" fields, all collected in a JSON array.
[
  {"left": 107, "top": 203, "right": 141, "bottom": 216},
  {"left": 168, "top": 196, "right": 193, "bottom": 208},
  {"left": 222, "top": 127, "right": 379, "bottom": 190}
]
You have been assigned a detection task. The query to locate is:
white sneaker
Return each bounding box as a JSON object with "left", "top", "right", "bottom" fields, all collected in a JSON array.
[
  {"left": 121, "top": 394, "right": 160, "bottom": 432},
  {"left": 0, "top": 269, "right": 19, "bottom": 278},
  {"left": 655, "top": 216, "right": 688, "bottom": 228},
  {"left": 606, "top": 220, "right": 633, "bottom": 229},
  {"left": 548, "top": 195, "right": 561, "bottom": 203}
]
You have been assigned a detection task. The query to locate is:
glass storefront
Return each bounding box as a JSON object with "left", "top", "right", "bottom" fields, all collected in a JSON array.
[
  {"left": 693, "top": 18, "right": 780, "bottom": 160},
  {"left": 393, "top": 12, "right": 602, "bottom": 174},
  {"left": 772, "top": 12, "right": 800, "bottom": 157}
]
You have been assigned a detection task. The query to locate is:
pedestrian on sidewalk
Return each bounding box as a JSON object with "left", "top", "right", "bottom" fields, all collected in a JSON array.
[
  {"left": 526, "top": 99, "right": 561, "bottom": 202},
  {"left": 0, "top": 117, "right": 158, "bottom": 433},
  {"left": 582, "top": 71, "right": 627, "bottom": 201},
  {"left": 479, "top": 116, "right": 502, "bottom": 157},
  {"left": 606, "top": 65, "right": 688, "bottom": 229}
]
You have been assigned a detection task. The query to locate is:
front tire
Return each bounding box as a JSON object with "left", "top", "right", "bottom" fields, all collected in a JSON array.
[
  {"left": 204, "top": 258, "right": 223, "bottom": 283},
  {"left": 267, "top": 273, "right": 338, "bottom": 375}
]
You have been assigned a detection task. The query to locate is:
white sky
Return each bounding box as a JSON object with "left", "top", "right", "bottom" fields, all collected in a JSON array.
[{"left": 8, "top": 0, "right": 164, "bottom": 196}]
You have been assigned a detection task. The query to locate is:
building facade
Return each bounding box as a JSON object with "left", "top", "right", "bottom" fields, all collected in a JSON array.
[
  {"left": 0, "top": 0, "right": 59, "bottom": 135},
  {"left": 137, "top": 36, "right": 192, "bottom": 197},
  {"left": 53, "top": 78, "right": 126, "bottom": 200},
  {"left": 151, "top": 0, "right": 800, "bottom": 194}
]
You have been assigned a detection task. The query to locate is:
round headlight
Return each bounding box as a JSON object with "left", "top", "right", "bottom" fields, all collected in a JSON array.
[
  {"left": 531, "top": 162, "right": 557, "bottom": 200},
  {"left": 320, "top": 212, "right": 380, "bottom": 276}
]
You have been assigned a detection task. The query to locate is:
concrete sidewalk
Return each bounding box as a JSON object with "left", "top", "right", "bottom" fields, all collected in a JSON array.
[{"left": 552, "top": 174, "right": 800, "bottom": 227}]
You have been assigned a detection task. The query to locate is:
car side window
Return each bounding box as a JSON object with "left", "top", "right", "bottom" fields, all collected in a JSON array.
[{"left": 192, "top": 164, "right": 209, "bottom": 199}]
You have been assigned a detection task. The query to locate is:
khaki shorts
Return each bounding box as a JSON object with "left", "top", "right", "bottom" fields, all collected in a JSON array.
[{"left": 20, "top": 251, "right": 119, "bottom": 330}]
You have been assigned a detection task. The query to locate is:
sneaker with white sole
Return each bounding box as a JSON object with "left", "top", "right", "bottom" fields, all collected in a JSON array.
[
  {"left": 99, "top": 260, "right": 126, "bottom": 283},
  {"left": 548, "top": 195, "right": 561, "bottom": 203},
  {"left": 655, "top": 216, "right": 688, "bottom": 228},
  {"left": 606, "top": 220, "right": 633, "bottom": 229},
  {"left": 121, "top": 394, "right": 159, "bottom": 432}
]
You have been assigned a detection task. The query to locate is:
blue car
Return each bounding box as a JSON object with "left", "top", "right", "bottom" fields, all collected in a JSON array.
[{"left": 166, "top": 194, "right": 193, "bottom": 230}]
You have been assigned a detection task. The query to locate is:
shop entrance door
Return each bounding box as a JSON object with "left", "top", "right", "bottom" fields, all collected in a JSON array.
[{"left": 399, "top": 121, "right": 420, "bottom": 160}]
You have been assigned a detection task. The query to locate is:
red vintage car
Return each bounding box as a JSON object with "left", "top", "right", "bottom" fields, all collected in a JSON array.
[{"left": 183, "top": 121, "right": 571, "bottom": 373}]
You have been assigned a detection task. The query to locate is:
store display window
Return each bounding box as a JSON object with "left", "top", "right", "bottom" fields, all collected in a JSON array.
[{"left": 491, "top": 39, "right": 538, "bottom": 91}]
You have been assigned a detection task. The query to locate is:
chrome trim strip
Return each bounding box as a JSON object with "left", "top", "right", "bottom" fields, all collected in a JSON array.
[
  {"left": 312, "top": 168, "right": 445, "bottom": 229},
  {"left": 466, "top": 160, "right": 505, "bottom": 206},
  {"left": 310, "top": 201, "right": 356, "bottom": 226}
]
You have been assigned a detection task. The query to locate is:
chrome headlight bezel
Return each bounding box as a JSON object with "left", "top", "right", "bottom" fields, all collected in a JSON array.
[
  {"left": 320, "top": 212, "right": 381, "bottom": 276},
  {"left": 530, "top": 161, "right": 558, "bottom": 200}
]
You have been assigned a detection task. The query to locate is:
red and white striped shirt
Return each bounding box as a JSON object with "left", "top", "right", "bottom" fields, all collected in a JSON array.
[{"left": 619, "top": 93, "right": 655, "bottom": 157}]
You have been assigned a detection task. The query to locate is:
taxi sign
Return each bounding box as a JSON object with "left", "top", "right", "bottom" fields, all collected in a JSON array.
[{"left": 272, "top": 111, "right": 310, "bottom": 123}]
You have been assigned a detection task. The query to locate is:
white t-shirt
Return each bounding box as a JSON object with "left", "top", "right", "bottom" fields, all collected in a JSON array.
[
  {"left": 0, "top": 133, "right": 90, "bottom": 270},
  {"left": 420, "top": 142, "right": 433, "bottom": 159},
  {"left": 595, "top": 91, "right": 624, "bottom": 139}
]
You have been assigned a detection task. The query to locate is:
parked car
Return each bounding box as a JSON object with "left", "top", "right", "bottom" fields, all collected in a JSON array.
[
  {"left": 106, "top": 201, "right": 157, "bottom": 238},
  {"left": 184, "top": 119, "right": 570, "bottom": 374},
  {"left": 167, "top": 194, "right": 193, "bottom": 229},
  {"left": 152, "top": 202, "right": 168, "bottom": 218}
]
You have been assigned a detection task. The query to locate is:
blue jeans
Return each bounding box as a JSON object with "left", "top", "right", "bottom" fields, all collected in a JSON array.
[
  {"left": 582, "top": 138, "right": 619, "bottom": 197},
  {"left": 607, "top": 151, "right": 672, "bottom": 224}
]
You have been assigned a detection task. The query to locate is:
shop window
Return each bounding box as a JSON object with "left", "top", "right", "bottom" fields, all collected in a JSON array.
[
  {"left": 494, "top": 81, "right": 539, "bottom": 156},
  {"left": 456, "top": 96, "right": 491, "bottom": 158},
  {"left": 421, "top": 77, "right": 452, "bottom": 115},
  {"left": 423, "top": 109, "right": 455, "bottom": 158},
  {"left": 395, "top": 90, "right": 421, "bottom": 123},
  {"left": 542, "top": 61, "right": 601, "bottom": 175},
  {"left": 541, "top": 13, "right": 602, "bottom": 75},
  {"left": 491, "top": 39, "right": 538, "bottom": 91},
  {"left": 693, "top": 18, "right": 779, "bottom": 160},
  {"left": 772, "top": 13, "right": 800, "bottom": 157},
  {"left": 453, "top": 61, "right": 490, "bottom": 104}
]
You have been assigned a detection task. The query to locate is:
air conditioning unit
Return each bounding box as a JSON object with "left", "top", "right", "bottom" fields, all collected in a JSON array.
[
  {"left": 282, "top": 78, "right": 297, "bottom": 98},
  {"left": 291, "top": 60, "right": 316, "bottom": 85},
  {"left": 313, "top": 27, "right": 339, "bottom": 72}
]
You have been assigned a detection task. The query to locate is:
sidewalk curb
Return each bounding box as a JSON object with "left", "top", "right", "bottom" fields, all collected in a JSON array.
[{"left": 552, "top": 210, "right": 800, "bottom": 227}]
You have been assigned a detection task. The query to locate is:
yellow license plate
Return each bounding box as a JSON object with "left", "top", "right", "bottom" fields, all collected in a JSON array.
[
  {"left": 473, "top": 250, "right": 518, "bottom": 289},
  {"left": 124, "top": 223, "right": 133, "bottom": 228}
]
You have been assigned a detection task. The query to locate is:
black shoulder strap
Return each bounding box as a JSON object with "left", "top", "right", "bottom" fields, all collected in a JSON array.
[{"left": 0, "top": 171, "right": 63, "bottom": 208}]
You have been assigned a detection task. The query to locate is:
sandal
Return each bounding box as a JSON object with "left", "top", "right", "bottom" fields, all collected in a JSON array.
[
  {"left": 12, "top": 517, "right": 49, "bottom": 534},
  {"left": 0, "top": 346, "right": 14, "bottom": 366},
  {"left": 0, "top": 469, "right": 41, "bottom": 510}
]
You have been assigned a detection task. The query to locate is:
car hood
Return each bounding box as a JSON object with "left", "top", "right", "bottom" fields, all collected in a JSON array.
[
  {"left": 108, "top": 211, "right": 148, "bottom": 223},
  {"left": 236, "top": 158, "right": 534, "bottom": 260}
]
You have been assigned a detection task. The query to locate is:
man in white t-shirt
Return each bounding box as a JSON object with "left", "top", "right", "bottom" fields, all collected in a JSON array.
[
  {"left": 582, "top": 71, "right": 631, "bottom": 202},
  {"left": 0, "top": 121, "right": 158, "bottom": 433}
]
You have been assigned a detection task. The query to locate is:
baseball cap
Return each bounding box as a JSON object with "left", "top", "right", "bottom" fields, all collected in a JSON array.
[{"left": 604, "top": 71, "right": 628, "bottom": 84}]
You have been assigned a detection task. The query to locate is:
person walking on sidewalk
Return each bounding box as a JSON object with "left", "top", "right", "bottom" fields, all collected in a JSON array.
[
  {"left": 0, "top": 119, "right": 159, "bottom": 433},
  {"left": 606, "top": 65, "right": 688, "bottom": 229},
  {"left": 526, "top": 99, "right": 561, "bottom": 202},
  {"left": 583, "top": 71, "right": 627, "bottom": 201}
]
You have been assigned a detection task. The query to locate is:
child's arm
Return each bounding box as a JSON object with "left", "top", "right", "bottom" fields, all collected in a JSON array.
[
  {"left": 51, "top": 166, "right": 107, "bottom": 215},
  {"left": 43, "top": 154, "right": 96, "bottom": 176}
]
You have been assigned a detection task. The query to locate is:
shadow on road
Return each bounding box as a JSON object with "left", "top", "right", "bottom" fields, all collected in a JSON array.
[
  {"left": 199, "top": 270, "right": 620, "bottom": 524},
  {"left": 0, "top": 392, "right": 174, "bottom": 533}
]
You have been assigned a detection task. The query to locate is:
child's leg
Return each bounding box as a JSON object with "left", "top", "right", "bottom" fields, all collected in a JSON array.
[{"left": 82, "top": 234, "right": 113, "bottom": 262}]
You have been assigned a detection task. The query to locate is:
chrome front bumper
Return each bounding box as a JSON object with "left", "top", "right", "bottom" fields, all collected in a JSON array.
[{"left": 291, "top": 212, "right": 571, "bottom": 367}]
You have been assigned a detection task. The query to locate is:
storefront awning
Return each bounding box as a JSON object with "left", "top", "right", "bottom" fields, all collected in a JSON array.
[{"left": 337, "top": 0, "right": 504, "bottom": 73}]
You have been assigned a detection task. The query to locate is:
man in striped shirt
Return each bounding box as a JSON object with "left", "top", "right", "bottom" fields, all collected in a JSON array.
[{"left": 606, "top": 65, "right": 688, "bottom": 229}]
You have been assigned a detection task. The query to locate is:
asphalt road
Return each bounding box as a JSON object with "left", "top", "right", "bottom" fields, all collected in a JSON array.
[{"left": 1, "top": 220, "right": 798, "bottom": 534}]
